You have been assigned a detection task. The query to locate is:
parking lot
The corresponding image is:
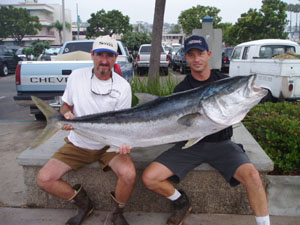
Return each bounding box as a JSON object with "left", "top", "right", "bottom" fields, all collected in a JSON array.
[{"left": 0, "top": 74, "right": 45, "bottom": 207}]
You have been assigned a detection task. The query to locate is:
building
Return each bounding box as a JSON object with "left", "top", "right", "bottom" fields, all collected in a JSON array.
[
  {"left": 1, "top": 0, "right": 72, "bottom": 46},
  {"left": 162, "top": 33, "right": 185, "bottom": 45}
]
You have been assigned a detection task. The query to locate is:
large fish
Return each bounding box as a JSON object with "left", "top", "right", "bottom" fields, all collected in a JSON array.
[{"left": 31, "top": 75, "right": 267, "bottom": 150}]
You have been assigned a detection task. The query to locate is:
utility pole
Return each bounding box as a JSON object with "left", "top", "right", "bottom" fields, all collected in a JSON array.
[
  {"left": 77, "top": 3, "right": 80, "bottom": 40},
  {"left": 62, "top": 0, "right": 66, "bottom": 44}
]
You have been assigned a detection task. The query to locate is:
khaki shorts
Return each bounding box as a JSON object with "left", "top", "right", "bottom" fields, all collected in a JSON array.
[{"left": 52, "top": 138, "right": 117, "bottom": 171}]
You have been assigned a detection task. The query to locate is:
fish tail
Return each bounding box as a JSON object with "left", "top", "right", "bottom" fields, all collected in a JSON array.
[{"left": 30, "top": 96, "right": 60, "bottom": 149}]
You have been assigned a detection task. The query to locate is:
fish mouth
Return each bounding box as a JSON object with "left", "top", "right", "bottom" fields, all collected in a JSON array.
[{"left": 249, "top": 74, "right": 268, "bottom": 96}]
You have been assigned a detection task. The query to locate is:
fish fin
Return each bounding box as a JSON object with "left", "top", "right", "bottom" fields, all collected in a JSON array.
[
  {"left": 177, "top": 113, "right": 202, "bottom": 127},
  {"left": 106, "top": 146, "right": 119, "bottom": 152},
  {"left": 182, "top": 137, "right": 203, "bottom": 149},
  {"left": 31, "top": 96, "right": 59, "bottom": 122},
  {"left": 134, "top": 92, "right": 158, "bottom": 105},
  {"left": 30, "top": 96, "right": 60, "bottom": 149},
  {"left": 30, "top": 125, "right": 60, "bottom": 149}
]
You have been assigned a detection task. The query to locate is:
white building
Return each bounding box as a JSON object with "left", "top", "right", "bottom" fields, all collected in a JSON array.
[{"left": 1, "top": 0, "right": 72, "bottom": 46}]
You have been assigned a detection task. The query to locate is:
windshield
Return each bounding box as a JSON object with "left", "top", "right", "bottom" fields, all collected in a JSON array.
[
  {"left": 140, "top": 45, "right": 164, "bottom": 53},
  {"left": 63, "top": 42, "right": 93, "bottom": 54}
]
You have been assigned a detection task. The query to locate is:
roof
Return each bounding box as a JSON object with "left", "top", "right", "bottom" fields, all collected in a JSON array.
[{"left": 236, "top": 39, "right": 299, "bottom": 47}]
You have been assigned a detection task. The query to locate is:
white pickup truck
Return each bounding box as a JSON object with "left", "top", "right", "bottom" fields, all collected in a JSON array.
[
  {"left": 14, "top": 40, "right": 134, "bottom": 119},
  {"left": 229, "top": 39, "right": 300, "bottom": 101},
  {"left": 136, "top": 44, "right": 169, "bottom": 75}
]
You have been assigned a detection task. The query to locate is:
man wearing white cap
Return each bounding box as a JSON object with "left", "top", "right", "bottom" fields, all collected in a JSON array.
[{"left": 37, "top": 35, "right": 136, "bottom": 225}]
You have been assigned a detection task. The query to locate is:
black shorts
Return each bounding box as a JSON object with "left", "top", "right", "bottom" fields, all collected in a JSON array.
[{"left": 154, "top": 140, "right": 251, "bottom": 187}]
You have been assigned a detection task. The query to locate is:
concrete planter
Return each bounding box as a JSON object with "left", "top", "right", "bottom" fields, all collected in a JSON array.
[{"left": 267, "top": 175, "right": 300, "bottom": 216}]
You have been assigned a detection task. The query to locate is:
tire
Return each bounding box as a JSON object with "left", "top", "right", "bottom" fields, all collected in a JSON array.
[
  {"left": 0, "top": 64, "right": 9, "bottom": 76},
  {"left": 179, "top": 65, "right": 186, "bottom": 74},
  {"left": 163, "top": 68, "right": 168, "bottom": 76},
  {"left": 172, "top": 63, "right": 177, "bottom": 71},
  {"left": 35, "top": 113, "right": 46, "bottom": 121},
  {"left": 260, "top": 90, "right": 274, "bottom": 104}
]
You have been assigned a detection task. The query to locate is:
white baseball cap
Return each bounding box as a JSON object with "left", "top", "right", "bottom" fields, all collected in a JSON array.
[{"left": 92, "top": 35, "right": 118, "bottom": 55}]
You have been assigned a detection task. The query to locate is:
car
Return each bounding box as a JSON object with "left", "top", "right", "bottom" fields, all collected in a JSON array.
[
  {"left": 0, "top": 45, "right": 22, "bottom": 76},
  {"left": 15, "top": 47, "right": 35, "bottom": 61},
  {"left": 221, "top": 47, "right": 234, "bottom": 72},
  {"left": 38, "top": 47, "right": 61, "bottom": 61},
  {"left": 167, "top": 44, "right": 182, "bottom": 67},
  {"left": 171, "top": 47, "right": 190, "bottom": 74}
]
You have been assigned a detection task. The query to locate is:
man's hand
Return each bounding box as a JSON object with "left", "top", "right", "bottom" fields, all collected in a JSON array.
[
  {"left": 62, "top": 111, "right": 75, "bottom": 130},
  {"left": 116, "top": 144, "right": 131, "bottom": 154}
]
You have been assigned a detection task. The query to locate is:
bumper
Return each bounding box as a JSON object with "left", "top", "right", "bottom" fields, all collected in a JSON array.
[{"left": 14, "top": 92, "right": 63, "bottom": 108}]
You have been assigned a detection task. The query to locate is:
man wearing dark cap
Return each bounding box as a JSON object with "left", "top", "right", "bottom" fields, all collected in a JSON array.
[
  {"left": 37, "top": 35, "right": 136, "bottom": 225},
  {"left": 142, "top": 35, "right": 270, "bottom": 225}
]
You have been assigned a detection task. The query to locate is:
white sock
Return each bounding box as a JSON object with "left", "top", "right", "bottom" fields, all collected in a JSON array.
[
  {"left": 256, "top": 215, "right": 270, "bottom": 225},
  {"left": 167, "top": 189, "right": 181, "bottom": 201}
]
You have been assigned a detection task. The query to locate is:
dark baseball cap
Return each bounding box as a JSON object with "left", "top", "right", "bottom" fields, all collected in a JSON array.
[{"left": 184, "top": 35, "right": 209, "bottom": 55}]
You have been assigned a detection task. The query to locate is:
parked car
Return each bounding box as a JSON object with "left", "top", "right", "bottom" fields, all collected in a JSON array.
[
  {"left": 38, "top": 47, "right": 61, "bottom": 61},
  {"left": 168, "top": 44, "right": 182, "bottom": 67},
  {"left": 221, "top": 47, "right": 234, "bottom": 72},
  {"left": 0, "top": 45, "right": 22, "bottom": 76},
  {"left": 172, "top": 47, "right": 190, "bottom": 74},
  {"left": 15, "top": 47, "right": 35, "bottom": 61}
]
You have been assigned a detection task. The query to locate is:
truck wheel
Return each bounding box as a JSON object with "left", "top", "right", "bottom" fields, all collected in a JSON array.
[
  {"left": 0, "top": 64, "right": 9, "bottom": 76},
  {"left": 260, "top": 90, "right": 274, "bottom": 103},
  {"left": 35, "top": 113, "right": 46, "bottom": 121}
]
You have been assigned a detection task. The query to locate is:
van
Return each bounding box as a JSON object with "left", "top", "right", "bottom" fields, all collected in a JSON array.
[{"left": 229, "top": 39, "right": 300, "bottom": 101}]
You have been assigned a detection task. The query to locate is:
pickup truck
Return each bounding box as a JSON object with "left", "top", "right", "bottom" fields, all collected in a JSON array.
[
  {"left": 229, "top": 39, "right": 300, "bottom": 101},
  {"left": 136, "top": 44, "right": 169, "bottom": 75},
  {"left": 14, "top": 40, "right": 134, "bottom": 119}
]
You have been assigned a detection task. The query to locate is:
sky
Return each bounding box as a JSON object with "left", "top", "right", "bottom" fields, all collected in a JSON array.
[{"left": 1, "top": 0, "right": 300, "bottom": 25}]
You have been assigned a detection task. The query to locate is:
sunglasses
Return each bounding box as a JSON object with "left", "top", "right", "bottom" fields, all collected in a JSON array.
[{"left": 90, "top": 72, "right": 113, "bottom": 96}]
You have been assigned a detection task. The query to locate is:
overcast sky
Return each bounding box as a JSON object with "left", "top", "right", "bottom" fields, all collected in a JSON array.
[{"left": 1, "top": 0, "right": 300, "bottom": 25}]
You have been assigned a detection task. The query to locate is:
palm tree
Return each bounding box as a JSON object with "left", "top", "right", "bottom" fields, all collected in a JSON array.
[
  {"left": 148, "top": 0, "right": 166, "bottom": 84},
  {"left": 48, "top": 20, "right": 71, "bottom": 44}
]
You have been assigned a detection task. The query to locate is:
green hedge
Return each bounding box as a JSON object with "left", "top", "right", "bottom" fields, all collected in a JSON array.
[{"left": 243, "top": 102, "right": 300, "bottom": 174}]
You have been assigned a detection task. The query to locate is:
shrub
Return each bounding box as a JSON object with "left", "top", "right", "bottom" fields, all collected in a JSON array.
[
  {"left": 130, "top": 75, "right": 180, "bottom": 106},
  {"left": 243, "top": 102, "right": 300, "bottom": 174}
]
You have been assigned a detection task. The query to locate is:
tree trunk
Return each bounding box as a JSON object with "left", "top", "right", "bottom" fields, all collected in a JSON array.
[{"left": 148, "top": 0, "right": 166, "bottom": 85}]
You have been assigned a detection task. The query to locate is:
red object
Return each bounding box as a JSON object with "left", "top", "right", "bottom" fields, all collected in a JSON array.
[
  {"left": 114, "top": 64, "right": 122, "bottom": 76},
  {"left": 137, "top": 54, "right": 140, "bottom": 62},
  {"left": 15, "top": 64, "right": 21, "bottom": 85},
  {"left": 289, "top": 83, "right": 293, "bottom": 92}
]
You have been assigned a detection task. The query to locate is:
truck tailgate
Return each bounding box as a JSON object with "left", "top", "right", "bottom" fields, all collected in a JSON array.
[{"left": 17, "top": 61, "right": 93, "bottom": 92}]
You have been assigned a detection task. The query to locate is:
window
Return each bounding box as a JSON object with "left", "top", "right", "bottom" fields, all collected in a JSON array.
[
  {"left": 140, "top": 45, "right": 164, "bottom": 53},
  {"left": 63, "top": 42, "right": 93, "bottom": 53},
  {"left": 259, "top": 45, "right": 296, "bottom": 58},
  {"left": 242, "top": 47, "right": 249, "bottom": 59},
  {"left": 231, "top": 47, "right": 242, "bottom": 59}
]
